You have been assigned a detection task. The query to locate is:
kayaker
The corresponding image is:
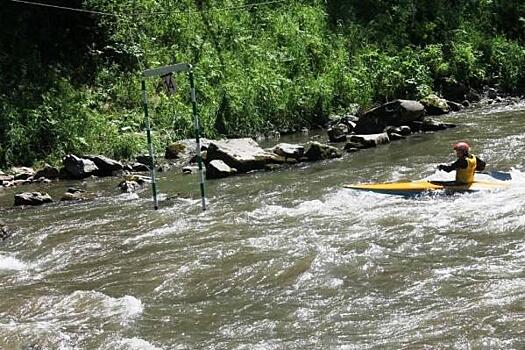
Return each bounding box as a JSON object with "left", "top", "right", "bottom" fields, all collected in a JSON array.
[{"left": 437, "top": 142, "right": 486, "bottom": 183}]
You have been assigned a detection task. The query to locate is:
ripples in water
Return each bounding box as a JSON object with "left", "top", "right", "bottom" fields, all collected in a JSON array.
[{"left": 1, "top": 108, "right": 525, "bottom": 349}]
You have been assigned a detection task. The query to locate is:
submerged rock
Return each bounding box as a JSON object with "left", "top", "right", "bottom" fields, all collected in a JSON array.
[
  {"left": 0, "top": 225, "right": 12, "bottom": 241},
  {"left": 60, "top": 188, "right": 93, "bottom": 201},
  {"left": 118, "top": 175, "right": 149, "bottom": 193}
]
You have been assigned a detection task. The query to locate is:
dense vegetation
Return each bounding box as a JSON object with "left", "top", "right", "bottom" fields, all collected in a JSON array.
[{"left": 1, "top": 0, "right": 525, "bottom": 167}]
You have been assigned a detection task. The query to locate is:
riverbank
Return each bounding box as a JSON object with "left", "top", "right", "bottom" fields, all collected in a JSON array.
[{"left": 1, "top": 92, "right": 522, "bottom": 208}]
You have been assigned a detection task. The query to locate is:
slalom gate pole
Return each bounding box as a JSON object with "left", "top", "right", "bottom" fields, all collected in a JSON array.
[
  {"left": 188, "top": 67, "right": 206, "bottom": 211},
  {"left": 141, "top": 79, "right": 159, "bottom": 210}
]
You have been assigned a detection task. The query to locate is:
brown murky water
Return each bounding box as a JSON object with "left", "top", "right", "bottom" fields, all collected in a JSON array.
[{"left": 1, "top": 104, "right": 524, "bottom": 349}]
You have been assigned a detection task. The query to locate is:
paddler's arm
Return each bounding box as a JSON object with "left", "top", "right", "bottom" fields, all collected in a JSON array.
[
  {"left": 437, "top": 159, "right": 465, "bottom": 172},
  {"left": 475, "top": 157, "right": 486, "bottom": 171}
]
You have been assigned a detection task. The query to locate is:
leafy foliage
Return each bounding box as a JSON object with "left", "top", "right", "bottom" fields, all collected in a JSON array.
[{"left": 1, "top": 0, "right": 525, "bottom": 167}]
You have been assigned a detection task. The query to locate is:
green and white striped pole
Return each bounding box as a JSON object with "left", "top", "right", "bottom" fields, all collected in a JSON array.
[
  {"left": 141, "top": 79, "right": 159, "bottom": 210},
  {"left": 142, "top": 63, "right": 206, "bottom": 210},
  {"left": 188, "top": 65, "right": 206, "bottom": 211}
]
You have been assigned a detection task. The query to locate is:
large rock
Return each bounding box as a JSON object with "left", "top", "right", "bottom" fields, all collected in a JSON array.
[
  {"left": 84, "top": 155, "right": 123, "bottom": 176},
  {"left": 63, "top": 154, "right": 99, "bottom": 179},
  {"left": 206, "top": 138, "right": 274, "bottom": 173},
  {"left": 206, "top": 160, "right": 237, "bottom": 179},
  {"left": 348, "top": 132, "right": 390, "bottom": 148},
  {"left": 440, "top": 77, "right": 467, "bottom": 102},
  {"left": 272, "top": 143, "right": 304, "bottom": 159},
  {"left": 9, "top": 167, "right": 35, "bottom": 180},
  {"left": 165, "top": 138, "right": 212, "bottom": 162},
  {"left": 327, "top": 124, "right": 349, "bottom": 143},
  {"left": 354, "top": 99, "right": 425, "bottom": 134},
  {"left": 14, "top": 192, "right": 53, "bottom": 206},
  {"left": 0, "top": 174, "right": 14, "bottom": 185},
  {"left": 34, "top": 164, "right": 60, "bottom": 180},
  {"left": 419, "top": 94, "right": 450, "bottom": 115},
  {"left": 303, "top": 142, "right": 342, "bottom": 161}
]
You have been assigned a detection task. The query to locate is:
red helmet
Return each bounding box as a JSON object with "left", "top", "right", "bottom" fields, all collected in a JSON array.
[{"left": 453, "top": 142, "right": 470, "bottom": 153}]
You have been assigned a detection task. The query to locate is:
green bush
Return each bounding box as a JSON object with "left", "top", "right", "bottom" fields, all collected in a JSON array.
[
  {"left": 483, "top": 36, "right": 525, "bottom": 91},
  {"left": 2, "top": 0, "right": 525, "bottom": 168}
]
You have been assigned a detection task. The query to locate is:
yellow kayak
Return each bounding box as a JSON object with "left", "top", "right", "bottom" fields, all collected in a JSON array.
[{"left": 344, "top": 179, "right": 510, "bottom": 196}]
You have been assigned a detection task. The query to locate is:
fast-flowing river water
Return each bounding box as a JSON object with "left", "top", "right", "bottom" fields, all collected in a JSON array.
[{"left": 1, "top": 103, "right": 524, "bottom": 349}]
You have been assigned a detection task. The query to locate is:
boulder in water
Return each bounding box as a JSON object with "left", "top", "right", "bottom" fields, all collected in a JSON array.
[
  {"left": 14, "top": 192, "right": 53, "bottom": 206},
  {"left": 354, "top": 99, "right": 425, "bottom": 134}
]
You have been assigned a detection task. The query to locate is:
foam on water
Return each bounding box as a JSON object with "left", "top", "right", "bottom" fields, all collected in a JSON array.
[
  {"left": 102, "top": 337, "right": 164, "bottom": 350},
  {"left": 0, "top": 290, "right": 143, "bottom": 349},
  {"left": 1, "top": 108, "right": 525, "bottom": 349},
  {"left": 0, "top": 254, "right": 28, "bottom": 271}
]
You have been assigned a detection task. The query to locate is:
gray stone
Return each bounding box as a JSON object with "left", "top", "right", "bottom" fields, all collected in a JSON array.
[
  {"left": 0, "top": 226, "right": 12, "bottom": 240},
  {"left": 303, "top": 142, "right": 342, "bottom": 161},
  {"left": 9, "top": 167, "right": 35, "bottom": 180},
  {"left": 272, "top": 143, "right": 305, "bottom": 159},
  {"left": 0, "top": 175, "right": 14, "bottom": 185},
  {"left": 446, "top": 100, "right": 463, "bottom": 112},
  {"left": 63, "top": 154, "right": 99, "bottom": 179},
  {"left": 84, "top": 155, "right": 123, "bottom": 176},
  {"left": 388, "top": 133, "right": 405, "bottom": 141},
  {"left": 14, "top": 192, "right": 53, "bottom": 206},
  {"left": 349, "top": 132, "right": 390, "bottom": 148},
  {"left": 206, "top": 159, "right": 237, "bottom": 179},
  {"left": 420, "top": 119, "right": 455, "bottom": 132},
  {"left": 327, "top": 124, "right": 349, "bottom": 143},
  {"left": 487, "top": 88, "right": 498, "bottom": 99},
  {"left": 165, "top": 138, "right": 212, "bottom": 162},
  {"left": 206, "top": 138, "right": 274, "bottom": 173},
  {"left": 354, "top": 99, "right": 425, "bottom": 134},
  {"left": 118, "top": 180, "right": 143, "bottom": 193},
  {"left": 61, "top": 188, "right": 91, "bottom": 201},
  {"left": 34, "top": 164, "right": 60, "bottom": 180},
  {"left": 130, "top": 162, "right": 150, "bottom": 172},
  {"left": 419, "top": 94, "right": 450, "bottom": 115}
]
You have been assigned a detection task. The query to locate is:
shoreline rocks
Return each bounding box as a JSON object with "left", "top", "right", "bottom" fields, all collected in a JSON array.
[{"left": 0, "top": 93, "right": 520, "bottom": 207}]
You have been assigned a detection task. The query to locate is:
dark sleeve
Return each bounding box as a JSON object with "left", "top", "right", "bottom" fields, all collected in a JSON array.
[
  {"left": 440, "top": 158, "right": 465, "bottom": 172},
  {"left": 476, "top": 157, "right": 486, "bottom": 171}
]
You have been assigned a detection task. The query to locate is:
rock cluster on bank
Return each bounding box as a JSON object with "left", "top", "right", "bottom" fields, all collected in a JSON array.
[{"left": 0, "top": 90, "right": 519, "bottom": 207}]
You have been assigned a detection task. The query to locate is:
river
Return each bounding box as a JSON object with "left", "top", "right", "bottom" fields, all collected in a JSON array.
[{"left": 1, "top": 103, "right": 524, "bottom": 349}]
